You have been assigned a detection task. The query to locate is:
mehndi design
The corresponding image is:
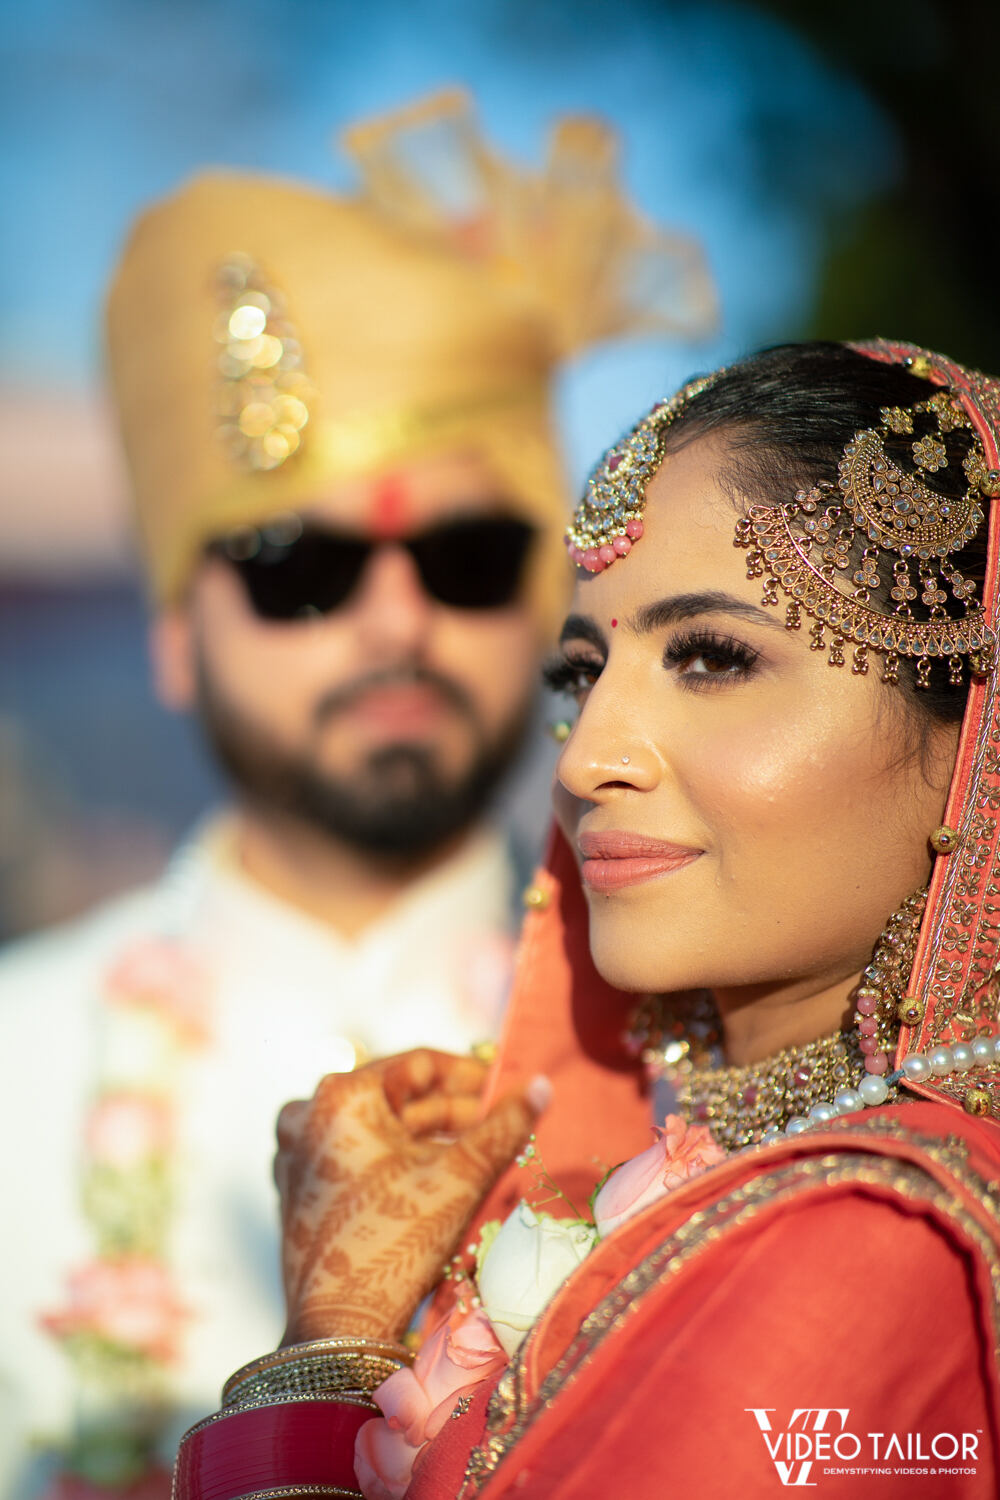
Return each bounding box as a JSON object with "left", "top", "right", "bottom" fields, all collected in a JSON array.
[{"left": 275, "top": 1053, "right": 534, "bottom": 1344}]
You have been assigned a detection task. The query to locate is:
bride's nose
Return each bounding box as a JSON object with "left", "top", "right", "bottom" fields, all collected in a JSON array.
[{"left": 555, "top": 682, "right": 663, "bottom": 801}]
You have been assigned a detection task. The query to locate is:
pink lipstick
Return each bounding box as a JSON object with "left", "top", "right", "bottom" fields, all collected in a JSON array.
[{"left": 578, "top": 830, "right": 702, "bottom": 892}]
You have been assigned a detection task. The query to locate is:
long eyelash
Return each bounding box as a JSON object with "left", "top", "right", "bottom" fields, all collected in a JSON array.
[
  {"left": 664, "top": 628, "right": 760, "bottom": 680},
  {"left": 542, "top": 651, "right": 603, "bottom": 695}
]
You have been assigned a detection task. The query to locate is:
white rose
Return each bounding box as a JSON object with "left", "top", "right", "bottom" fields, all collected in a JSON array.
[{"left": 476, "top": 1203, "right": 597, "bottom": 1357}]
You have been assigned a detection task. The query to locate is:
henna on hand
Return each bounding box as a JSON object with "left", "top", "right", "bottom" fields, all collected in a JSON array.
[{"left": 275, "top": 1050, "right": 539, "bottom": 1344}]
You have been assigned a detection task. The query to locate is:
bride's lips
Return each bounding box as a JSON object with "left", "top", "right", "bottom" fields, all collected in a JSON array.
[{"left": 578, "top": 829, "right": 702, "bottom": 892}]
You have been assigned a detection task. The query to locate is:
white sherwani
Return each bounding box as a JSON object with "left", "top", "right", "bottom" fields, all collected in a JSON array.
[{"left": 0, "top": 816, "right": 518, "bottom": 1498}]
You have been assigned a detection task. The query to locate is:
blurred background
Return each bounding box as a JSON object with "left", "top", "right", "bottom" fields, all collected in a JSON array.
[{"left": 1, "top": 0, "right": 995, "bottom": 942}]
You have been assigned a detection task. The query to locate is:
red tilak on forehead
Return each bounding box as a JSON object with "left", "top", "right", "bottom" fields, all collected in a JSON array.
[{"left": 370, "top": 475, "right": 412, "bottom": 539}]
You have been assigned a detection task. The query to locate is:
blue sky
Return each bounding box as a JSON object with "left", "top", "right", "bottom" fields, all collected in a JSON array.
[{"left": 0, "top": 0, "right": 897, "bottom": 481}]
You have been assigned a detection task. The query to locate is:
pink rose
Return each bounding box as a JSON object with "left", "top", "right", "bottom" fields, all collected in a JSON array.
[
  {"left": 593, "top": 1114, "right": 725, "bottom": 1239},
  {"left": 355, "top": 1301, "right": 507, "bottom": 1500},
  {"left": 354, "top": 1417, "right": 420, "bottom": 1500},
  {"left": 104, "top": 939, "right": 213, "bottom": 1047},
  {"left": 85, "top": 1091, "right": 172, "bottom": 1169},
  {"left": 41, "top": 1256, "right": 188, "bottom": 1362}
]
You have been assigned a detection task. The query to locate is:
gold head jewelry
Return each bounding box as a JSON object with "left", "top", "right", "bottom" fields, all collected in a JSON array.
[
  {"left": 734, "top": 380, "right": 998, "bottom": 685},
  {"left": 566, "top": 375, "right": 719, "bottom": 572}
]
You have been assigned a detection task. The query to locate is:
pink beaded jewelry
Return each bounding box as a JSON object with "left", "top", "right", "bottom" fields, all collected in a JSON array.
[{"left": 565, "top": 376, "right": 719, "bottom": 573}]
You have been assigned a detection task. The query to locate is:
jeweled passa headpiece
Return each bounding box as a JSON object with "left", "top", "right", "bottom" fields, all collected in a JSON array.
[{"left": 734, "top": 376, "right": 999, "bottom": 684}]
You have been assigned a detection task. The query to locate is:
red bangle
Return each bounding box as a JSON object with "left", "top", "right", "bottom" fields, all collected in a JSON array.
[{"left": 174, "top": 1397, "right": 374, "bottom": 1499}]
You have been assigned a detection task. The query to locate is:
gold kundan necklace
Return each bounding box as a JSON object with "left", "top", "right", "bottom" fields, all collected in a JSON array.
[{"left": 655, "top": 1026, "right": 870, "bottom": 1151}]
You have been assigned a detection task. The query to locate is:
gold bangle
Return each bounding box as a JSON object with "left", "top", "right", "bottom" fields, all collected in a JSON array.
[
  {"left": 225, "top": 1488, "right": 362, "bottom": 1499},
  {"left": 222, "top": 1337, "right": 412, "bottom": 1408}
]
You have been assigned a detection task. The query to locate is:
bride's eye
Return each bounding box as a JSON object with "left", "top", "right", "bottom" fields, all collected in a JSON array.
[
  {"left": 542, "top": 652, "right": 603, "bottom": 703},
  {"left": 665, "top": 630, "right": 759, "bottom": 687}
]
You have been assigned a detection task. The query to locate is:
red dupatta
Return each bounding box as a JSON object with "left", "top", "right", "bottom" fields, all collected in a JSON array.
[{"left": 857, "top": 342, "right": 1000, "bottom": 1111}]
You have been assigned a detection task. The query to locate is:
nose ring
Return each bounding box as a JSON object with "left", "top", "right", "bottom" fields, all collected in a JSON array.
[{"left": 621, "top": 755, "right": 631, "bottom": 765}]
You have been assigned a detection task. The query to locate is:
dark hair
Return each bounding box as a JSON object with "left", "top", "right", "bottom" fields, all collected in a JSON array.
[{"left": 663, "top": 341, "right": 987, "bottom": 724}]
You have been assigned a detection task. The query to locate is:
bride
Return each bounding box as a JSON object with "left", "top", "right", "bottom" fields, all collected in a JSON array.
[{"left": 175, "top": 340, "right": 1000, "bottom": 1498}]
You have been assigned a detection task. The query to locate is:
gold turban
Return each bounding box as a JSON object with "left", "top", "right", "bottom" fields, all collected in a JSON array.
[{"left": 106, "top": 90, "right": 716, "bottom": 635}]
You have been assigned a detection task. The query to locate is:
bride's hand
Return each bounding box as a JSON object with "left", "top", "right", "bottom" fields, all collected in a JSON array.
[{"left": 274, "top": 1049, "right": 541, "bottom": 1345}]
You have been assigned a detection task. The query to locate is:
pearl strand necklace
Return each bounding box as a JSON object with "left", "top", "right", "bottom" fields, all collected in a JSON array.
[{"left": 778, "top": 1034, "right": 1000, "bottom": 1137}]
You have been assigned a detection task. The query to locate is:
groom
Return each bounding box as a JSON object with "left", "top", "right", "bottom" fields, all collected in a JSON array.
[{"left": 0, "top": 91, "right": 714, "bottom": 1498}]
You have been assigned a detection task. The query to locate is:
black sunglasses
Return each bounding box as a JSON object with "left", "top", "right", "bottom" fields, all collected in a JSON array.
[{"left": 207, "top": 513, "right": 536, "bottom": 620}]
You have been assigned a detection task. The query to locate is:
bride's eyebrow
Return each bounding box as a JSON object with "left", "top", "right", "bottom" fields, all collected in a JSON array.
[
  {"left": 630, "top": 591, "right": 787, "bottom": 635},
  {"left": 558, "top": 593, "right": 783, "bottom": 651},
  {"left": 558, "top": 615, "right": 607, "bottom": 651}
]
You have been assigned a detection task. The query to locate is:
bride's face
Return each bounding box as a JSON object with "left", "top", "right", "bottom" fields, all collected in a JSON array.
[{"left": 552, "top": 433, "right": 960, "bottom": 997}]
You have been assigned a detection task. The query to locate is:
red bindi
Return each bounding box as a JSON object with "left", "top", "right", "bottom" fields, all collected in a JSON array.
[
  {"left": 370, "top": 474, "right": 412, "bottom": 539},
  {"left": 611, "top": 618, "right": 618, "bottom": 628}
]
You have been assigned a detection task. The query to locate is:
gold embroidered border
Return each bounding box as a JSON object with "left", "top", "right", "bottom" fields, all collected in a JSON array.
[
  {"left": 459, "top": 1134, "right": 1000, "bottom": 1496},
  {"left": 886, "top": 339, "right": 1000, "bottom": 1114},
  {"left": 920, "top": 662, "right": 1000, "bottom": 1033}
]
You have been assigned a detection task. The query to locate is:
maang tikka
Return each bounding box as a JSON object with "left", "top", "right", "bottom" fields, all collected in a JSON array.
[
  {"left": 566, "top": 360, "right": 998, "bottom": 689},
  {"left": 565, "top": 375, "right": 719, "bottom": 573}
]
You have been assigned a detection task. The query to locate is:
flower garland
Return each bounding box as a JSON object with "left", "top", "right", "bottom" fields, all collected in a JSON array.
[
  {"left": 354, "top": 1116, "right": 724, "bottom": 1500},
  {"left": 39, "top": 938, "right": 214, "bottom": 1497}
]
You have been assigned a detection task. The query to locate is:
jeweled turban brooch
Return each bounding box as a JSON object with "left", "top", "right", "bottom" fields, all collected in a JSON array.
[{"left": 215, "top": 255, "right": 314, "bottom": 472}]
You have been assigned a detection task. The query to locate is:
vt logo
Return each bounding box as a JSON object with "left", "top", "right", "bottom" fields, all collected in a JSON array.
[{"left": 745, "top": 1408, "right": 852, "bottom": 1487}]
